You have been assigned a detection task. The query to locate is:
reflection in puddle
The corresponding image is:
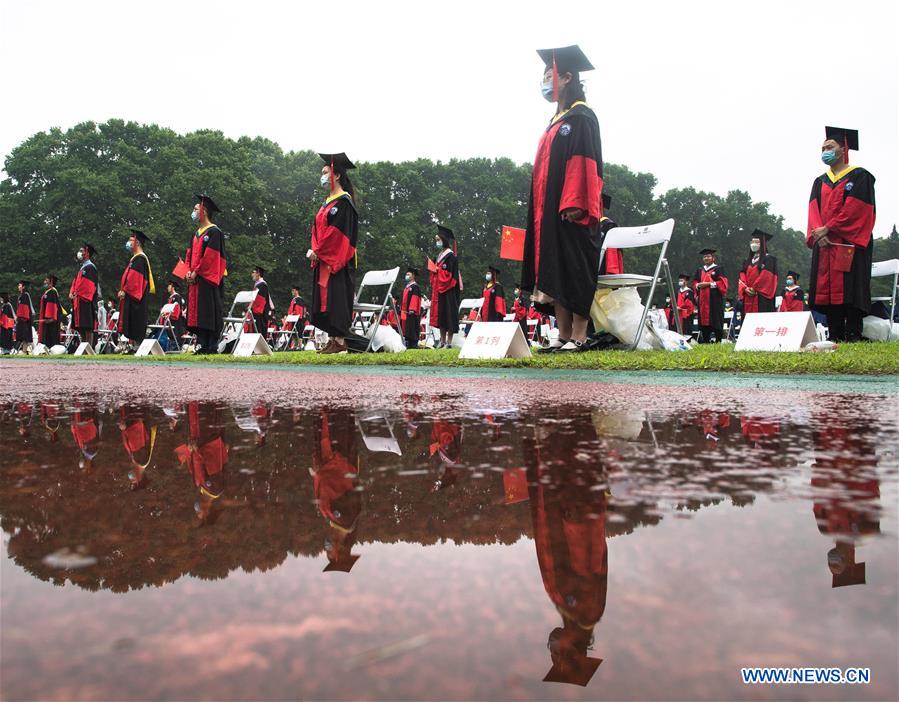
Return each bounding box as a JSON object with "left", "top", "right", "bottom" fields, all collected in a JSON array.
[{"left": 0, "top": 387, "right": 896, "bottom": 700}]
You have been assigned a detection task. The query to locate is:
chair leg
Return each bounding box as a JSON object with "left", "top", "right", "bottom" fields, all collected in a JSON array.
[{"left": 662, "top": 259, "right": 683, "bottom": 336}]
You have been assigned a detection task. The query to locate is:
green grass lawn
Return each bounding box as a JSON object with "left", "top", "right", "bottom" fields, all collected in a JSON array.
[{"left": 10, "top": 341, "right": 899, "bottom": 375}]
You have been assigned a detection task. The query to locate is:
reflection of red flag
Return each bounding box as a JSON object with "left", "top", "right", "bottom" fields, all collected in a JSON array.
[
  {"left": 172, "top": 258, "right": 188, "bottom": 279},
  {"left": 503, "top": 467, "right": 529, "bottom": 504},
  {"left": 500, "top": 226, "right": 525, "bottom": 261},
  {"left": 427, "top": 257, "right": 438, "bottom": 273}
]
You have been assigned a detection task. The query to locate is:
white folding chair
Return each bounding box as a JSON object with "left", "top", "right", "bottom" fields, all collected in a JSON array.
[
  {"left": 458, "top": 298, "right": 483, "bottom": 335},
  {"left": 871, "top": 259, "right": 899, "bottom": 340},
  {"left": 356, "top": 414, "right": 402, "bottom": 455},
  {"left": 596, "top": 218, "right": 679, "bottom": 349},
  {"left": 220, "top": 289, "right": 259, "bottom": 346},
  {"left": 147, "top": 303, "right": 181, "bottom": 352},
  {"left": 273, "top": 314, "right": 303, "bottom": 351},
  {"left": 352, "top": 267, "right": 400, "bottom": 352}
]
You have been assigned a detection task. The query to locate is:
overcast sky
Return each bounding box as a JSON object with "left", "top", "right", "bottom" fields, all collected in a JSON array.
[{"left": 1, "top": 0, "right": 896, "bottom": 236}]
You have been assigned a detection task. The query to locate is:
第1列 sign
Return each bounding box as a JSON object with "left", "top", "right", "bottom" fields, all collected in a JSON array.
[
  {"left": 459, "top": 322, "right": 532, "bottom": 359},
  {"left": 735, "top": 312, "right": 818, "bottom": 352},
  {"left": 135, "top": 339, "right": 165, "bottom": 357},
  {"left": 233, "top": 333, "right": 272, "bottom": 357}
]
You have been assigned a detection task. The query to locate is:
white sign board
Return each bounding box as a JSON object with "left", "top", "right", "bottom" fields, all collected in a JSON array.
[
  {"left": 31, "top": 343, "right": 49, "bottom": 356},
  {"left": 135, "top": 339, "right": 165, "bottom": 357},
  {"left": 74, "top": 342, "right": 95, "bottom": 356},
  {"left": 459, "top": 322, "right": 532, "bottom": 359},
  {"left": 734, "top": 312, "right": 818, "bottom": 352},
  {"left": 233, "top": 333, "right": 272, "bottom": 357}
]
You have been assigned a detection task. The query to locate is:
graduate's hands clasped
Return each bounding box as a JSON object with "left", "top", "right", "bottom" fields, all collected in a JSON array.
[{"left": 560, "top": 207, "right": 585, "bottom": 223}]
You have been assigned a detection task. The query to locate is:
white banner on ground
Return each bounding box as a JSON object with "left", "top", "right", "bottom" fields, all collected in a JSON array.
[
  {"left": 735, "top": 312, "right": 818, "bottom": 351},
  {"left": 459, "top": 322, "right": 532, "bottom": 359},
  {"left": 74, "top": 342, "right": 95, "bottom": 356},
  {"left": 233, "top": 333, "right": 272, "bottom": 357},
  {"left": 135, "top": 339, "right": 165, "bottom": 357}
]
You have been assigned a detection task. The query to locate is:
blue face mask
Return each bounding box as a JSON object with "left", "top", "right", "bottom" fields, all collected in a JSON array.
[
  {"left": 786, "top": 278, "right": 795, "bottom": 286},
  {"left": 191, "top": 209, "right": 199, "bottom": 222},
  {"left": 125, "top": 240, "right": 133, "bottom": 252},
  {"left": 320, "top": 174, "right": 331, "bottom": 189},
  {"left": 821, "top": 149, "right": 839, "bottom": 165},
  {"left": 541, "top": 80, "right": 554, "bottom": 102}
]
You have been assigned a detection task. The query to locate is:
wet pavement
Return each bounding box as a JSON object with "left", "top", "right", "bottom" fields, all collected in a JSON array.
[{"left": 0, "top": 360, "right": 897, "bottom": 701}]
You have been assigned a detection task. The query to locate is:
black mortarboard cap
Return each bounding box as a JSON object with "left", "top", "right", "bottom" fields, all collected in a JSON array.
[
  {"left": 832, "top": 561, "right": 865, "bottom": 588},
  {"left": 19, "top": 280, "right": 30, "bottom": 287},
  {"left": 537, "top": 45, "right": 594, "bottom": 74},
  {"left": 129, "top": 229, "right": 151, "bottom": 245},
  {"left": 699, "top": 248, "right": 716, "bottom": 255},
  {"left": 488, "top": 265, "right": 501, "bottom": 276},
  {"left": 254, "top": 265, "right": 266, "bottom": 276},
  {"left": 824, "top": 126, "right": 859, "bottom": 151},
  {"left": 436, "top": 225, "right": 455, "bottom": 242},
  {"left": 602, "top": 193, "right": 611, "bottom": 211},
  {"left": 543, "top": 655, "right": 603, "bottom": 686},
  {"left": 786, "top": 270, "right": 800, "bottom": 280},
  {"left": 406, "top": 266, "right": 420, "bottom": 276},
  {"left": 194, "top": 194, "right": 222, "bottom": 214},
  {"left": 83, "top": 242, "right": 96, "bottom": 256},
  {"left": 168, "top": 278, "right": 181, "bottom": 290},
  {"left": 678, "top": 272, "right": 691, "bottom": 279},
  {"left": 750, "top": 229, "right": 773, "bottom": 242},
  {"left": 291, "top": 283, "right": 301, "bottom": 290},
  {"left": 319, "top": 152, "right": 356, "bottom": 171}
]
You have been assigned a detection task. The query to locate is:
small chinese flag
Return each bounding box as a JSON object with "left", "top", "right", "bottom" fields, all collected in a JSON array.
[
  {"left": 503, "top": 468, "right": 529, "bottom": 505},
  {"left": 427, "top": 257, "right": 438, "bottom": 273},
  {"left": 172, "top": 258, "right": 188, "bottom": 279},
  {"left": 500, "top": 226, "right": 526, "bottom": 261}
]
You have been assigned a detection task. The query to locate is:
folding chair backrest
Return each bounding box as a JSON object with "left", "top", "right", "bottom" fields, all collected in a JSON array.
[
  {"left": 232, "top": 289, "right": 258, "bottom": 307},
  {"left": 360, "top": 267, "right": 400, "bottom": 288},
  {"left": 601, "top": 218, "right": 675, "bottom": 251},
  {"left": 160, "top": 303, "right": 175, "bottom": 315},
  {"left": 459, "top": 298, "right": 483, "bottom": 313},
  {"left": 871, "top": 259, "right": 899, "bottom": 277},
  {"left": 285, "top": 314, "right": 300, "bottom": 324}
]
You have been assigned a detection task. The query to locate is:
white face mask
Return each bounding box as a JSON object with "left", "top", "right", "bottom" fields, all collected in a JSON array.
[
  {"left": 404, "top": 274, "right": 412, "bottom": 282},
  {"left": 679, "top": 281, "right": 687, "bottom": 289},
  {"left": 750, "top": 242, "right": 760, "bottom": 253},
  {"left": 191, "top": 209, "right": 199, "bottom": 222},
  {"left": 485, "top": 273, "right": 492, "bottom": 282},
  {"left": 76, "top": 250, "right": 84, "bottom": 262},
  {"left": 320, "top": 174, "right": 331, "bottom": 189},
  {"left": 436, "top": 240, "right": 444, "bottom": 250}
]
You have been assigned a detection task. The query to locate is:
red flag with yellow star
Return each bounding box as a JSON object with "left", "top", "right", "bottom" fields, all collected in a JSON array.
[{"left": 500, "top": 225, "right": 525, "bottom": 261}]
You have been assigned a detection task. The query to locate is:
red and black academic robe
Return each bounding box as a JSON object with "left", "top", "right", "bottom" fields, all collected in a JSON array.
[
  {"left": 779, "top": 286, "right": 806, "bottom": 312},
  {"left": 186, "top": 224, "right": 227, "bottom": 334},
  {"left": 38, "top": 287, "right": 62, "bottom": 347},
  {"left": 522, "top": 102, "right": 603, "bottom": 318},
  {"left": 118, "top": 253, "right": 153, "bottom": 341},
  {"left": 250, "top": 278, "right": 273, "bottom": 334},
  {"left": 15, "top": 292, "right": 33, "bottom": 344},
  {"left": 598, "top": 217, "right": 623, "bottom": 275},
  {"left": 311, "top": 193, "right": 357, "bottom": 338},
  {"left": 162, "top": 292, "right": 186, "bottom": 338},
  {"left": 674, "top": 287, "right": 695, "bottom": 331},
  {"left": 70, "top": 260, "right": 98, "bottom": 332},
  {"left": 0, "top": 301, "right": 15, "bottom": 349},
  {"left": 120, "top": 410, "right": 150, "bottom": 467},
  {"left": 430, "top": 249, "right": 461, "bottom": 333},
  {"left": 71, "top": 405, "right": 100, "bottom": 461},
  {"left": 285, "top": 296, "right": 307, "bottom": 330},
  {"left": 312, "top": 410, "right": 360, "bottom": 532},
  {"left": 175, "top": 401, "right": 228, "bottom": 495},
  {"left": 807, "top": 166, "right": 875, "bottom": 311},
  {"left": 738, "top": 254, "right": 777, "bottom": 314},
  {"left": 401, "top": 281, "right": 422, "bottom": 346},
  {"left": 481, "top": 282, "right": 507, "bottom": 322},
  {"left": 692, "top": 265, "right": 729, "bottom": 328}
]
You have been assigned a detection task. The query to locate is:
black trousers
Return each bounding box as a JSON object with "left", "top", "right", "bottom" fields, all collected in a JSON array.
[
  {"left": 698, "top": 325, "right": 722, "bottom": 344},
  {"left": 680, "top": 317, "right": 694, "bottom": 338},
  {"left": 822, "top": 305, "right": 864, "bottom": 341},
  {"left": 253, "top": 313, "right": 268, "bottom": 337},
  {"left": 196, "top": 329, "right": 218, "bottom": 353},
  {"left": 404, "top": 314, "right": 420, "bottom": 349}
]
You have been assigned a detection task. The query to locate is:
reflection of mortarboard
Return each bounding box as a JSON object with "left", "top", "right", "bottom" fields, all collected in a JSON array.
[
  {"left": 537, "top": 45, "right": 595, "bottom": 74},
  {"left": 406, "top": 266, "right": 420, "bottom": 276},
  {"left": 543, "top": 627, "right": 602, "bottom": 687},
  {"left": 699, "top": 248, "right": 716, "bottom": 255},
  {"left": 83, "top": 242, "right": 96, "bottom": 256},
  {"left": 194, "top": 194, "right": 221, "bottom": 214},
  {"left": 786, "top": 270, "right": 800, "bottom": 280},
  {"left": 129, "top": 229, "right": 152, "bottom": 245},
  {"left": 750, "top": 229, "right": 773, "bottom": 242},
  {"left": 318, "top": 152, "right": 356, "bottom": 171},
  {"left": 602, "top": 193, "right": 611, "bottom": 211}
]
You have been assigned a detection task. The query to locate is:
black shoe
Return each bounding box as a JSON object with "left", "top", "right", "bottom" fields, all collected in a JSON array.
[
  {"left": 557, "top": 340, "right": 588, "bottom": 353},
  {"left": 538, "top": 339, "right": 567, "bottom": 354}
]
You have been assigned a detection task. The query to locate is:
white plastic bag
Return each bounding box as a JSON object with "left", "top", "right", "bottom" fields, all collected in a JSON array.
[
  {"left": 862, "top": 315, "right": 899, "bottom": 342},
  {"left": 591, "top": 287, "right": 653, "bottom": 349},
  {"left": 366, "top": 324, "right": 406, "bottom": 353}
]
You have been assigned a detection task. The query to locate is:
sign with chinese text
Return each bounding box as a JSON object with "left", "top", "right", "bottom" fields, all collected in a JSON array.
[
  {"left": 734, "top": 312, "right": 817, "bottom": 352},
  {"left": 233, "top": 333, "right": 272, "bottom": 357},
  {"left": 458, "top": 322, "right": 531, "bottom": 359}
]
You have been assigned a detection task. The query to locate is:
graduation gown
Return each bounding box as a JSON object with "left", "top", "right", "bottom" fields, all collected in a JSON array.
[
  {"left": 738, "top": 253, "right": 777, "bottom": 314},
  {"left": 286, "top": 295, "right": 307, "bottom": 330},
  {"left": 430, "top": 249, "right": 461, "bottom": 333},
  {"left": 15, "top": 292, "right": 33, "bottom": 345},
  {"left": 807, "top": 166, "right": 875, "bottom": 311},
  {"left": 779, "top": 286, "right": 806, "bottom": 312},
  {"left": 0, "top": 301, "right": 15, "bottom": 349},
  {"left": 692, "top": 265, "right": 729, "bottom": 328},
  {"left": 118, "top": 252, "right": 153, "bottom": 341},
  {"left": 522, "top": 102, "right": 604, "bottom": 318},
  {"left": 481, "top": 282, "right": 507, "bottom": 321},
  {"left": 175, "top": 402, "right": 228, "bottom": 496},
  {"left": 401, "top": 281, "right": 422, "bottom": 345},
  {"left": 38, "top": 286, "right": 62, "bottom": 346},
  {"left": 250, "top": 278, "right": 274, "bottom": 333},
  {"left": 598, "top": 217, "right": 623, "bottom": 275},
  {"left": 186, "top": 224, "right": 227, "bottom": 334},
  {"left": 70, "top": 260, "right": 99, "bottom": 332},
  {"left": 311, "top": 193, "right": 357, "bottom": 338}
]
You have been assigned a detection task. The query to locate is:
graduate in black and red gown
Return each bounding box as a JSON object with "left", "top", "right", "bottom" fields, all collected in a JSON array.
[
  {"left": 118, "top": 405, "right": 154, "bottom": 490},
  {"left": 285, "top": 286, "right": 307, "bottom": 329},
  {"left": 250, "top": 266, "right": 274, "bottom": 335},
  {"left": 400, "top": 267, "right": 422, "bottom": 349},
  {"left": 598, "top": 193, "right": 623, "bottom": 275},
  {"left": 185, "top": 194, "right": 227, "bottom": 354},
  {"left": 807, "top": 126, "right": 875, "bottom": 341},
  {"left": 117, "top": 230, "right": 155, "bottom": 350},
  {"left": 430, "top": 224, "right": 461, "bottom": 348},
  {"left": 779, "top": 271, "right": 806, "bottom": 312},
  {"left": 175, "top": 401, "right": 229, "bottom": 522},
  {"left": 0, "top": 292, "right": 15, "bottom": 352},
  {"left": 38, "top": 275, "right": 63, "bottom": 347},
  {"left": 69, "top": 242, "right": 99, "bottom": 346},
  {"left": 429, "top": 419, "right": 462, "bottom": 492},
  {"left": 310, "top": 153, "right": 359, "bottom": 355},
  {"left": 672, "top": 273, "right": 696, "bottom": 336},
  {"left": 522, "top": 45, "right": 603, "bottom": 353},
  {"left": 14, "top": 280, "right": 34, "bottom": 351},
  {"left": 738, "top": 229, "right": 777, "bottom": 314},
  {"left": 480, "top": 265, "right": 507, "bottom": 322},
  {"left": 70, "top": 401, "right": 100, "bottom": 472},
  {"left": 161, "top": 279, "right": 186, "bottom": 340},
  {"left": 692, "top": 248, "right": 729, "bottom": 343},
  {"left": 512, "top": 283, "right": 530, "bottom": 336}
]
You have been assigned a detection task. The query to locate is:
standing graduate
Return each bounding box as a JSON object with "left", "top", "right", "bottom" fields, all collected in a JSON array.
[
  {"left": 310, "top": 152, "right": 359, "bottom": 355},
  {"left": 69, "top": 242, "right": 99, "bottom": 346},
  {"left": 779, "top": 271, "right": 806, "bottom": 312},
  {"left": 185, "top": 194, "right": 227, "bottom": 354},
  {"left": 250, "top": 266, "right": 274, "bottom": 335},
  {"left": 692, "top": 248, "right": 729, "bottom": 343},
  {"left": 117, "top": 230, "right": 155, "bottom": 350},
  {"left": 512, "top": 283, "right": 530, "bottom": 336},
  {"left": 14, "top": 280, "right": 34, "bottom": 351},
  {"left": 286, "top": 286, "right": 307, "bottom": 324},
  {"left": 430, "top": 224, "right": 461, "bottom": 348},
  {"left": 738, "top": 229, "right": 778, "bottom": 314},
  {"left": 522, "top": 45, "right": 603, "bottom": 353},
  {"left": 163, "top": 279, "right": 186, "bottom": 340},
  {"left": 175, "top": 401, "right": 229, "bottom": 523},
  {"left": 598, "top": 193, "right": 623, "bottom": 275},
  {"left": 38, "top": 275, "right": 63, "bottom": 347},
  {"left": 807, "top": 126, "right": 875, "bottom": 341},
  {"left": 673, "top": 273, "right": 696, "bottom": 337},
  {"left": 481, "top": 265, "right": 507, "bottom": 322},
  {"left": 401, "top": 267, "right": 422, "bottom": 349},
  {"left": 0, "top": 293, "right": 15, "bottom": 352}
]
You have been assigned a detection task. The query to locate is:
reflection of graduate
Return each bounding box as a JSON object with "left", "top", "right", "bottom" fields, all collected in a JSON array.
[
  {"left": 526, "top": 417, "right": 608, "bottom": 687},
  {"left": 430, "top": 419, "right": 462, "bottom": 492},
  {"left": 739, "top": 415, "right": 780, "bottom": 448},
  {"left": 40, "top": 401, "right": 61, "bottom": 443},
  {"left": 71, "top": 402, "right": 100, "bottom": 471},
  {"left": 175, "top": 401, "right": 229, "bottom": 522},
  {"left": 692, "top": 409, "right": 731, "bottom": 446},
  {"left": 811, "top": 420, "right": 880, "bottom": 588},
  {"left": 118, "top": 406, "right": 157, "bottom": 490},
  {"left": 311, "top": 409, "right": 361, "bottom": 572},
  {"left": 16, "top": 402, "right": 32, "bottom": 438}
]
